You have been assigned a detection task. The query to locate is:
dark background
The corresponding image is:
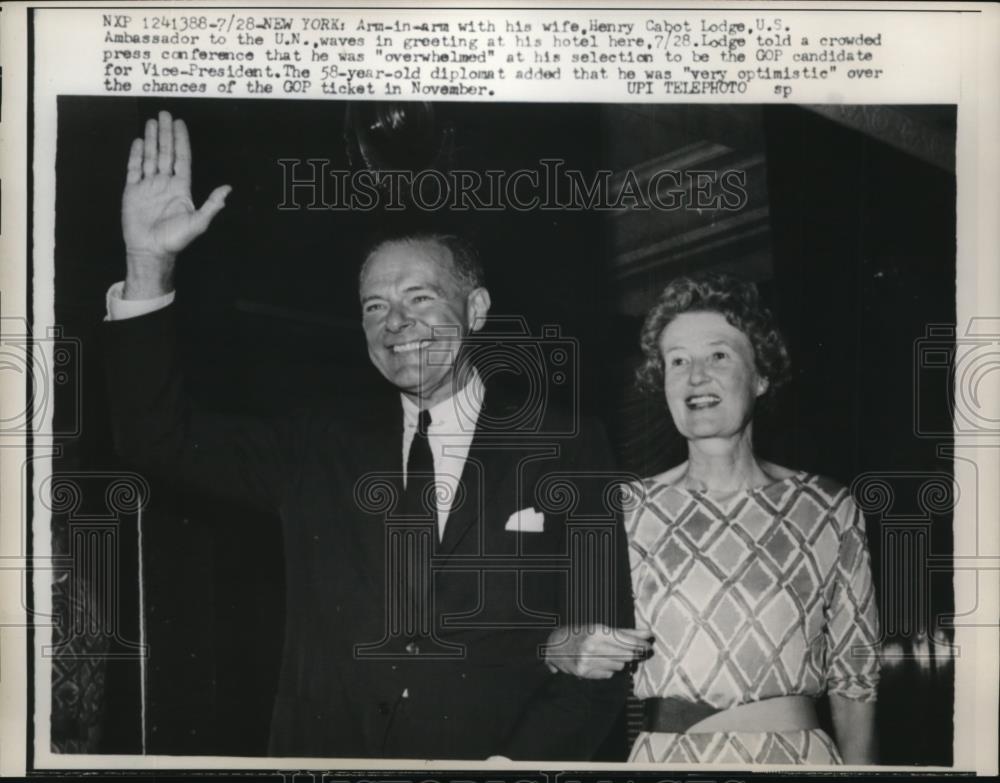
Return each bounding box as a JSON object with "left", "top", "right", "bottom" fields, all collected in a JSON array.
[{"left": 48, "top": 97, "right": 956, "bottom": 764}]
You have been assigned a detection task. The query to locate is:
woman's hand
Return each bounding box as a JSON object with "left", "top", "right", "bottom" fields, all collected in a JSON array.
[{"left": 543, "top": 625, "right": 653, "bottom": 679}]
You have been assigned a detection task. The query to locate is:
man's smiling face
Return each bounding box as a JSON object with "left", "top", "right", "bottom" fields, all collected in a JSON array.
[{"left": 360, "top": 238, "right": 490, "bottom": 407}]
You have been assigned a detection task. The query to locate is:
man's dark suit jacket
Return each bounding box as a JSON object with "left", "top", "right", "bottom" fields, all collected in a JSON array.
[{"left": 103, "top": 305, "right": 633, "bottom": 760}]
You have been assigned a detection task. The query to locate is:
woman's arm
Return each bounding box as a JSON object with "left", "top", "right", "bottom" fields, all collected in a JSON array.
[
  {"left": 824, "top": 492, "right": 882, "bottom": 764},
  {"left": 830, "top": 694, "right": 877, "bottom": 764}
]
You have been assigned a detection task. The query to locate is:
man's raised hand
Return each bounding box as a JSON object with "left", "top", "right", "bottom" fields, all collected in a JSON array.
[{"left": 121, "top": 111, "right": 231, "bottom": 300}]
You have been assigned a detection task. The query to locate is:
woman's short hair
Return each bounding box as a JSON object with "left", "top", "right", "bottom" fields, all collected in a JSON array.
[{"left": 636, "top": 272, "right": 791, "bottom": 405}]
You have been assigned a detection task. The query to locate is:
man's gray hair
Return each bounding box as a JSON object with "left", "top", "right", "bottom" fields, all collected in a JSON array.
[{"left": 359, "top": 233, "right": 485, "bottom": 294}]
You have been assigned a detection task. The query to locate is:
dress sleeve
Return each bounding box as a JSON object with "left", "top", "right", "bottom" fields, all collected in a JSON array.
[
  {"left": 824, "top": 494, "right": 881, "bottom": 701},
  {"left": 622, "top": 480, "right": 653, "bottom": 626}
]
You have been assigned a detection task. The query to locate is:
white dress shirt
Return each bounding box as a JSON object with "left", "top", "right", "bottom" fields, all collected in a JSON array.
[
  {"left": 105, "top": 282, "right": 484, "bottom": 540},
  {"left": 105, "top": 280, "right": 175, "bottom": 320},
  {"left": 401, "top": 370, "right": 484, "bottom": 540}
]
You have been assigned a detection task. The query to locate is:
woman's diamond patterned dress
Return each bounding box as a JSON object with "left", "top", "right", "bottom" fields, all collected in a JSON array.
[{"left": 625, "top": 472, "right": 880, "bottom": 764}]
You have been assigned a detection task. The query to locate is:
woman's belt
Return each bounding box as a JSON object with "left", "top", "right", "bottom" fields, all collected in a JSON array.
[{"left": 642, "top": 695, "right": 819, "bottom": 734}]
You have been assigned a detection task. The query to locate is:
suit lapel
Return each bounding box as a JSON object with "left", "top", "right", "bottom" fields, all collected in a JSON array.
[
  {"left": 343, "top": 387, "right": 526, "bottom": 566},
  {"left": 342, "top": 398, "right": 405, "bottom": 592}
]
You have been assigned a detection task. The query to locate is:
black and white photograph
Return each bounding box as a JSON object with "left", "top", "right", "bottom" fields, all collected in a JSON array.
[
  {"left": 41, "top": 97, "right": 956, "bottom": 767},
  {"left": 3, "top": 2, "right": 998, "bottom": 779}
]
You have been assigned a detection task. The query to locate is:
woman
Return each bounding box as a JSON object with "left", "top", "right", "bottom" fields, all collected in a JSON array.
[{"left": 548, "top": 273, "right": 880, "bottom": 764}]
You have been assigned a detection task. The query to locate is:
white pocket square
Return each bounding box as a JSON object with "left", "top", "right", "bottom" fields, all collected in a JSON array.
[{"left": 504, "top": 507, "right": 545, "bottom": 533}]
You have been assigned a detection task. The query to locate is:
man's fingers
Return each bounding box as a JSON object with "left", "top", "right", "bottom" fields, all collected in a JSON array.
[
  {"left": 190, "top": 185, "right": 232, "bottom": 234},
  {"left": 548, "top": 642, "right": 641, "bottom": 663},
  {"left": 157, "top": 110, "right": 173, "bottom": 175},
  {"left": 576, "top": 661, "right": 622, "bottom": 679},
  {"left": 546, "top": 627, "right": 653, "bottom": 661},
  {"left": 173, "top": 118, "right": 192, "bottom": 182},
  {"left": 544, "top": 625, "right": 655, "bottom": 680},
  {"left": 142, "top": 119, "right": 157, "bottom": 178},
  {"left": 125, "top": 138, "right": 143, "bottom": 185},
  {"left": 550, "top": 625, "right": 650, "bottom": 644},
  {"left": 585, "top": 644, "right": 646, "bottom": 661},
  {"left": 614, "top": 627, "right": 655, "bottom": 643},
  {"left": 587, "top": 630, "right": 652, "bottom": 654}
]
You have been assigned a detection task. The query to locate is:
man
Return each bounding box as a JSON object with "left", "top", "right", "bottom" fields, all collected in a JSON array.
[{"left": 103, "top": 111, "right": 636, "bottom": 760}]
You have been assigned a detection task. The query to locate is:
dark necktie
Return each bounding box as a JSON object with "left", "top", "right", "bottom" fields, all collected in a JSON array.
[{"left": 403, "top": 409, "right": 437, "bottom": 520}]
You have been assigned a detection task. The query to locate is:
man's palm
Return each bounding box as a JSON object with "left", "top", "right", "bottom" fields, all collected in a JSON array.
[
  {"left": 122, "top": 112, "right": 230, "bottom": 260},
  {"left": 124, "top": 175, "right": 200, "bottom": 257}
]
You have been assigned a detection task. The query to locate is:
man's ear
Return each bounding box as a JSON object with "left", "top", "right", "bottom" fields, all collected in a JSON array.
[
  {"left": 467, "top": 287, "right": 491, "bottom": 332},
  {"left": 755, "top": 375, "right": 770, "bottom": 398}
]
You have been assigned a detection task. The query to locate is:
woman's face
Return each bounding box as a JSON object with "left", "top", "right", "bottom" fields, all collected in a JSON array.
[{"left": 658, "top": 310, "right": 768, "bottom": 442}]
